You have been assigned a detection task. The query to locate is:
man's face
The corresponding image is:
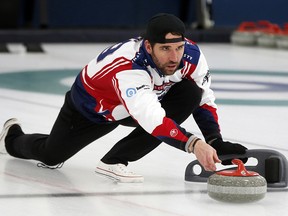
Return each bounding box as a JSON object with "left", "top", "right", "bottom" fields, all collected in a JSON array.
[{"left": 145, "top": 33, "right": 185, "bottom": 75}]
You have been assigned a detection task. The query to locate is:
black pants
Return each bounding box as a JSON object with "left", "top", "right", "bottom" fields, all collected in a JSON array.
[{"left": 6, "top": 79, "right": 202, "bottom": 166}]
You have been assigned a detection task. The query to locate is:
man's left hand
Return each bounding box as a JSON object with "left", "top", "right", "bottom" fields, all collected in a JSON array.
[{"left": 210, "top": 138, "right": 248, "bottom": 165}]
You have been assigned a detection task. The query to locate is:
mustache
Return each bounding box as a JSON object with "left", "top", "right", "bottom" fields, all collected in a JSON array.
[{"left": 168, "top": 61, "right": 178, "bottom": 64}]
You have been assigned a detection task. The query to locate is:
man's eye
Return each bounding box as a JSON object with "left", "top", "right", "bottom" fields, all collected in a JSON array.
[
  {"left": 161, "top": 47, "right": 169, "bottom": 51},
  {"left": 177, "top": 45, "right": 184, "bottom": 51}
]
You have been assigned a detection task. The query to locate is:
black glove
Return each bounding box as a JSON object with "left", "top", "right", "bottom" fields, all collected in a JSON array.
[{"left": 210, "top": 138, "right": 248, "bottom": 165}]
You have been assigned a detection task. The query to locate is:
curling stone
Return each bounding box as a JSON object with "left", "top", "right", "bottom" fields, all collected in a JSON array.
[
  {"left": 207, "top": 159, "right": 267, "bottom": 203},
  {"left": 185, "top": 149, "right": 288, "bottom": 188},
  {"left": 256, "top": 22, "right": 281, "bottom": 48},
  {"left": 231, "top": 31, "right": 259, "bottom": 46},
  {"left": 230, "top": 22, "right": 259, "bottom": 46}
]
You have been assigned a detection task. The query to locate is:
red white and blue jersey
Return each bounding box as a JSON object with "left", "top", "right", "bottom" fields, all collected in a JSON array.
[{"left": 70, "top": 37, "right": 221, "bottom": 152}]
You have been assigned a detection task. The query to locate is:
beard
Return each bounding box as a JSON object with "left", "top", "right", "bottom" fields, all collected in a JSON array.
[{"left": 150, "top": 52, "right": 181, "bottom": 76}]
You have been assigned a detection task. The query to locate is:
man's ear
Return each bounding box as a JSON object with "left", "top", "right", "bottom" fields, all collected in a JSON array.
[{"left": 144, "top": 40, "right": 152, "bottom": 54}]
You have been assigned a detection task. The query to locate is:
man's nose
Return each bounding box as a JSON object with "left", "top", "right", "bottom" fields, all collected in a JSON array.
[{"left": 169, "top": 50, "right": 178, "bottom": 62}]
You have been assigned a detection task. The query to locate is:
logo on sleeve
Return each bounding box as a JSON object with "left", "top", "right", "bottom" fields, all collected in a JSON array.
[
  {"left": 126, "top": 88, "right": 137, "bottom": 97},
  {"left": 170, "top": 129, "right": 178, "bottom": 137},
  {"left": 202, "top": 70, "right": 210, "bottom": 85}
]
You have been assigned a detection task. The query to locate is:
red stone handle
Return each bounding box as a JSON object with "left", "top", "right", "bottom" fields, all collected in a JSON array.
[{"left": 216, "top": 158, "right": 259, "bottom": 177}]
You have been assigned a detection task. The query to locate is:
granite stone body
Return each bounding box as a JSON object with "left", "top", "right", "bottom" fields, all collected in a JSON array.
[{"left": 208, "top": 173, "right": 267, "bottom": 203}]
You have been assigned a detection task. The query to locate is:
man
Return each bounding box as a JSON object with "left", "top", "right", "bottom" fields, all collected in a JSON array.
[{"left": 0, "top": 13, "right": 247, "bottom": 183}]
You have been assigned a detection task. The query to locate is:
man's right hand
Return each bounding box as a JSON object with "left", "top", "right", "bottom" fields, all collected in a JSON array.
[{"left": 192, "top": 139, "right": 221, "bottom": 171}]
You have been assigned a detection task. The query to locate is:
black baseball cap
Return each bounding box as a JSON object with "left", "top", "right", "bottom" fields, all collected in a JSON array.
[{"left": 144, "top": 13, "right": 185, "bottom": 43}]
